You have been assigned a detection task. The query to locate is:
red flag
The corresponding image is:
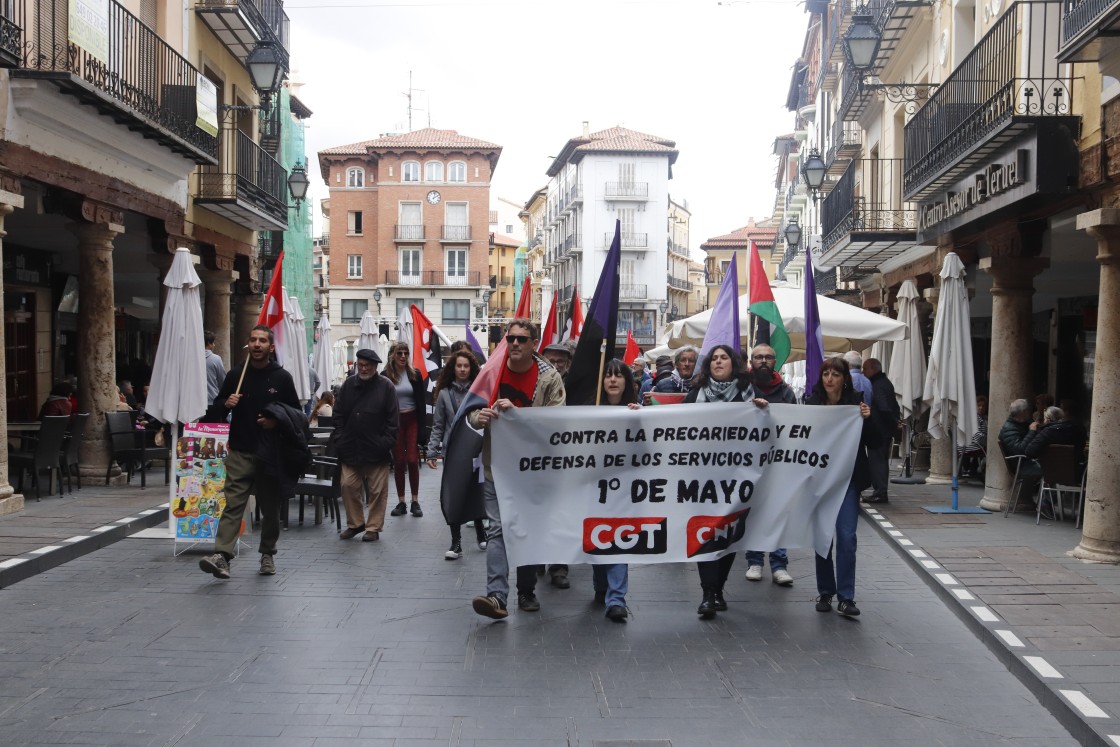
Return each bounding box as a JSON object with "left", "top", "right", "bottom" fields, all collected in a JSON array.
[
  {"left": 561, "top": 285, "right": 584, "bottom": 342},
  {"left": 409, "top": 304, "right": 444, "bottom": 381},
  {"left": 537, "top": 294, "right": 558, "bottom": 352},
  {"left": 513, "top": 275, "right": 532, "bottom": 319},
  {"left": 622, "top": 330, "right": 641, "bottom": 365},
  {"left": 257, "top": 251, "right": 285, "bottom": 329}
]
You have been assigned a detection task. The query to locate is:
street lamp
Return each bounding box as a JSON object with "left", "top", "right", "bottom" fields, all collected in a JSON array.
[
  {"left": 659, "top": 299, "right": 669, "bottom": 325},
  {"left": 844, "top": 8, "right": 880, "bottom": 70},
  {"left": 373, "top": 289, "right": 382, "bottom": 314},
  {"left": 287, "top": 163, "right": 309, "bottom": 210},
  {"left": 219, "top": 40, "right": 285, "bottom": 118},
  {"left": 784, "top": 219, "right": 802, "bottom": 249},
  {"left": 801, "top": 148, "right": 827, "bottom": 199}
]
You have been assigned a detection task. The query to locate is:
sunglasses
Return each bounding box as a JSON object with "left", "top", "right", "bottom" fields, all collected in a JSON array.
[
  {"left": 505, "top": 335, "right": 531, "bottom": 345},
  {"left": 752, "top": 354, "right": 776, "bottom": 362},
  {"left": 395, "top": 350, "right": 409, "bottom": 355}
]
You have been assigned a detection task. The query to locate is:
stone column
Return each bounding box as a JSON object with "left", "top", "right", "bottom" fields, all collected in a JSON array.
[
  {"left": 1073, "top": 209, "right": 1120, "bottom": 562},
  {"left": 923, "top": 286, "right": 955, "bottom": 485},
  {"left": 148, "top": 252, "right": 174, "bottom": 319},
  {"left": 199, "top": 268, "right": 236, "bottom": 368},
  {"left": 71, "top": 220, "right": 125, "bottom": 482},
  {"left": 978, "top": 254, "right": 1048, "bottom": 511},
  {"left": 0, "top": 190, "right": 26, "bottom": 515},
  {"left": 233, "top": 288, "right": 262, "bottom": 370}
]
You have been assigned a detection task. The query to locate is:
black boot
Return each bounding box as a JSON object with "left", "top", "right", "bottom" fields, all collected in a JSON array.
[
  {"left": 697, "top": 589, "right": 717, "bottom": 619},
  {"left": 712, "top": 589, "right": 728, "bottom": 612}
]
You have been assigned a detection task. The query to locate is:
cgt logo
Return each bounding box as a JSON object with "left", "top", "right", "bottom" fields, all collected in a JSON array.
[
  {"left": 686, "top": 509, "right": 751, "bottom": 557},
  {"left": 583, "top": 517, "right": 668, "bottom": 555}
]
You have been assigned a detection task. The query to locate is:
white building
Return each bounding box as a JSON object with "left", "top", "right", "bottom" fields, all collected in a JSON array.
[{"left": 541, "top": 124, "right": 679, "bottom": 348}]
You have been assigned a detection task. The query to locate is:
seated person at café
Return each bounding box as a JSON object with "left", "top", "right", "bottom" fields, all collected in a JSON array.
[
  {"left": 999, "top": 398, "right": 1041, "bottom": 477},
  {"left": 39, "top": 382, "right": 74, "bottom": 418},
  {"left": 1025, "top": 406, "right": 1087, "bottom": 461},
  {"left": 957, "top": 394, "right": 988, "bottom": 477}
]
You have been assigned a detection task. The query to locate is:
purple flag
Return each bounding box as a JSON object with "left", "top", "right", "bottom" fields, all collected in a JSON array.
[
  {"left": 464, "top": 324, "right": 486, "bottom": 361},
  {"left": 700, "top": 253, "right": 740, "bottom": 359},
  {"left": 804, "top": 250, "right": 825, "bottom": 391},
  {"left": 566, "top": 219, "right": 621, "bottom": 405}
]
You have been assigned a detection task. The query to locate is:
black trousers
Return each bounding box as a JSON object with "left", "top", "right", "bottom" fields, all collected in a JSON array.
[
  {"left": 866, "top": 442, "right": 891, "bottom": 498},
  {"left": 697, "top": 554, "right": 736, "bottom": 591}
]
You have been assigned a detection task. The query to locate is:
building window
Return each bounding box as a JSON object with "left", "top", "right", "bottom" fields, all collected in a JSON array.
[
  {"left": 443, "top": 299, "right": 469, "bottom": 327},
  {"left": 446, "top": 248, "right": 467, "bottom": 286},
  {"left": 341, "top": 298, "right": 368, "bottom": 323},
  {"left": 396, "top": 298, "right": 423, "bottom": 317},
  {"left": 448, "top": 161, "right": 466, "bottom": 182},
  {"left": 399, "top": 202, "right": 422, "bottom": 239},
  {"left": 347, "top": 255, "right": 362, "bottom": 278},
  {"left": 346, "top": 168, "right": 364, "bottom": 188},
  {"left": 425, "top": 161, "right": 444, "bottom": 182},
  {"left": 401, "top": 248, "right": 421, "bottom": 285},
  {"left": 347, "top": 210, "right": 363, "bottom": 235},
  {"left": 402, "top": 161, "right": 420, "bottom": 182},
  {"left": 489, "top": 210, "right": 498, "bottom": 224},
  {"left": 505, "top": 224, "right": 513, "bottom": 234},
  {"left": 445, "top": 202, "right": 469, "bottom": 241}
]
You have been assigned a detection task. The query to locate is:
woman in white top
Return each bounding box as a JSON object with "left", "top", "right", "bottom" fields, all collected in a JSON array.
[{"left": 382, "top": 341, "right": 426, "bottom": 517}]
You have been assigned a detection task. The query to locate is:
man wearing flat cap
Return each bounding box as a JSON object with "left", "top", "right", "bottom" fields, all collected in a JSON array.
[
  {"left": 542, "top": 343, "right": 572, "bottom": 379},
  {"left": 332, "top": 348, "right": 399, "bottom": 541}
]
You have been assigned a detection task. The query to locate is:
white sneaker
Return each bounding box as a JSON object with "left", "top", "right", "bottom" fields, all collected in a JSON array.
[
  {"left": 745, "top": 564, "right": 763, "bottom": 582},
  {"left": 772, "top": 568, "right": 794, "bottom": 587},
  {"left": 478, "top": 541, "right": 488, "bottom": 551}
]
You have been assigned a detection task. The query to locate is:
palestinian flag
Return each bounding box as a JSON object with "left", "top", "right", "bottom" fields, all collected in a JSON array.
[{"left": 748, "top": 240, "right": 790, "bottom": 368}]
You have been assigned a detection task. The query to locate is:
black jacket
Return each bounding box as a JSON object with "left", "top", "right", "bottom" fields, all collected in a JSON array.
[
  {"left": 332, "top": 374, "right": 399, "bottom": 465},
  {"left": 806, "top": 386, "right": 872, "bottom": 491},
  {"left": 207, "top": 361, "right": 300, "bottom": 454},
  {"left": 866, "top": 370, "right": 901, "bottom": 444},
  {"left": 1025, "top": 419, "right": 1087, "bottom": 460},
  {"left": 257, "top": 401, "right": 314, "bottom": 499}
]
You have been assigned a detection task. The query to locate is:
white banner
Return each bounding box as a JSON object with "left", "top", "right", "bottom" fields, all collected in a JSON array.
[
  {"left": 491, "top": 403, "right": 862, "bottom": 567},
  {"left": 69, "top": 0, "right": 109, "bottom": 64}
]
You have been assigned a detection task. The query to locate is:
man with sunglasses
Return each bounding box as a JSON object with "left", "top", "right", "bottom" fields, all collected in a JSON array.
[
  {"left": 469, "top": 318, "right": 566, "bottom": 619},
  {"left": 743, "top": 344, "right": 799, "bottom": 587}
]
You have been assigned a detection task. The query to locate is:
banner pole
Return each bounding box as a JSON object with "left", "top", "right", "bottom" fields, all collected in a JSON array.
[{"left": 594, "top": 341, "right": 607, "bottom": 406}]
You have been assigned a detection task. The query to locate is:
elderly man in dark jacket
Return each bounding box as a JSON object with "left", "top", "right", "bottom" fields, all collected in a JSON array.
[
  {"left": 333, "top": 348, "right": 399, "bottom": 542},
  {"left": 861, "top": 358, "right": 901, "bottom": 504},
  {"left": 999, "top": 398, "right": 1042, "bottom": 481}
]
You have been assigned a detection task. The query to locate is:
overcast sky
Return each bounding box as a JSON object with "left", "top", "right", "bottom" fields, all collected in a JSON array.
[{"left": 286, "top": 0, "right": 807, "bottom": 257}]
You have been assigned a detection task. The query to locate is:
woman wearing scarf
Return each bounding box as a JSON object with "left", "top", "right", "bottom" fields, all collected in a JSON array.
[{"left": 683, "top": 344, "right": 768, "bottom": 619}]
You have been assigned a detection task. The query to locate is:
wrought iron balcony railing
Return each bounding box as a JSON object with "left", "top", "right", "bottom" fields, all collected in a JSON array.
[
  {"left": 903, "top": 1, "right": 1074, "bottom": 200},
  {"left": 395, "top": 224, "right": 424, "bottom": 241},
  {"left": 442, "top": 225, "right": 471, "bottom": 241},
  {"left": 821, "top": 158, "right": 916, "bottom": 253},
  {"left": 195, "top": 0, "right": 290, "bottom": 69},
  {"left": 620, "top": 284, "right": 647, "bottom": 299},
  {"left": 605, "top": 232, "right": 649, "bottom": 249},
  {"left": 667, "top": 276, "right": 694, "bottom": 291},
  {"left": 1, "top": 0, "right": 20, "bottom": 67},
  {"left": 1060, "top": 0, "right": 1120, "bottom": 61},
  {"left": 604, "top": 181, "right": 649, "bottom": 199},
  {"left": 383, "top": 270, "right": 481, "bottom": 286},
  {"left": 195, "top": 128, "right": 287, "bottom": 230},
  {"left": 12, "top": 0, "right": 218, "bottom": 163}
]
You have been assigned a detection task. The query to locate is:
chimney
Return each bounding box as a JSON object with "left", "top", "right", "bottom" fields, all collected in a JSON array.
[{"left": 582, "top": 121, "right": 589, "bottom": 138}]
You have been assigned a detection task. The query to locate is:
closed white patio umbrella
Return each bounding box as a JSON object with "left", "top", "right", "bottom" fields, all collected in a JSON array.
[
  {"left": 888, "top": 280, "right": 927, "bottom": 483},
  {"left": 311, "top": 313, "right": 333, "bottom": 398},
  {"left": 921, "top": 253, "right": 983, "bottom": 513},
  {"left": 357, "top": 309, "right": 378, "bottom": 351},
  {"left": 283, "top": 293, "right": 311, "bottom": 405}
]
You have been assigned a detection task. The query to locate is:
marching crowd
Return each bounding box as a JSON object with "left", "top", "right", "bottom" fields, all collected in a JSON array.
[{"left": 193, "top": 318, "right": 908, "bottom": 626}]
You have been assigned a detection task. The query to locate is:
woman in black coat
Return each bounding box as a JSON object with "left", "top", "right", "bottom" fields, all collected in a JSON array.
[{"left": 805, "top": 356, "right": 872, "bottom": 617}]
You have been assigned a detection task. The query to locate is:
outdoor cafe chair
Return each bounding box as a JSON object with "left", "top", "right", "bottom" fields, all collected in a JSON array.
[
  {"left": 9, "top": 415, "right": 69, "bottom": 500},
  {"left": 58, "top": 412, "right": 89, "bottom": 493},
  {"left": 292, "top": 457, "right": 342, "bottom": 530},
  {"left": 1036, "top": 444, "right": 1085, "bottom": 526},
  {"left": 999, "top": 439, "right": 1038, "bottom": 518}
]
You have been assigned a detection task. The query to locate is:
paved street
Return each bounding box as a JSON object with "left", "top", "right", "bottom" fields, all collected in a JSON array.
[{"left": 0, "top": 471, "right": 1084, "bottom": 746}]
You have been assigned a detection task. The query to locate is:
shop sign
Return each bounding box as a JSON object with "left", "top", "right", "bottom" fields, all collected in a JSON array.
[
  {"left": 3, "top": 248, "right": 51, "bottom": 287},
  {"left": 918, "top": 150, "right": 1028, "bottom": 233}
]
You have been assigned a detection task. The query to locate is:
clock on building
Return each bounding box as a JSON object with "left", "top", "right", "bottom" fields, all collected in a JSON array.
[{"left": 427, "top": 190, "right": 441, "bottom": 205}]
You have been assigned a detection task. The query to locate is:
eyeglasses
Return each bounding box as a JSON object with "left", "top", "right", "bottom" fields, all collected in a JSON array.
[
  {"left": 751, "top": 354, "right": 776, "bottom": 362},
  {"left": 395, "top": 350, "right": 409, "bottom": 356},
  {"left": 505, "top": 335, "right": 531, "bottom": 345}
]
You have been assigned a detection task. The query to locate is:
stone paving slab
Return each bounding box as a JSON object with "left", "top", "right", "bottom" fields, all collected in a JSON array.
[{"left": 0, "top": 470, "right": 1082, "bottom": 746}]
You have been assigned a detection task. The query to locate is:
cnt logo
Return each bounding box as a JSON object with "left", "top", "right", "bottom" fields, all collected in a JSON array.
[
  {"left": 583, "top": 517, "right": 668, "bottom": 555},
  {"left": 686, "top": 509, "right": 751, "bottom": 558}
]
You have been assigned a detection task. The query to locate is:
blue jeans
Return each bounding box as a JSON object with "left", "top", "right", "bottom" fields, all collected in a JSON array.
[
  {"left": 482, "top": 478, "right": 537, "bottom": 603},
  {"left": 592, "top": 564, "right": 629, "bottom": 608},
  {"left": 815, "top": 484, "right": 860, "bottom": 601},
  {"left": 745, "top": 548, "right": 788, "bottom": 571}
]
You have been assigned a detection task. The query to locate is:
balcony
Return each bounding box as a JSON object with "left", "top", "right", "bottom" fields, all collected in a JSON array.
[
  {"left": 1060, "top": 0, "right": 1120, "bottom": 62},
  {"left": 604, "top": 181, "right": 649, "bottom": 200},
  {"left": 395, "top": 224, "right": 425, "bottom": 241},
  {"left": 259, "top": 102, "right": 281, "bottom": 155},
  {"left": 605, "top": 232, "right": 649, "bottom": 250},
  {"left": 195, "top": 128, "right": 287, "bottom": 230},
  {"left": 441, "top": 225, "right": 471, "bottom": 242},
  {"left": 819, "top": 158, "right": 917, "bottom": 270},
  {"left": 826, "top": 120, "right": 863, "bottom": 176},
  {"left": 620, "top": 284, "right": 647, "bottom": 300},
  {"left": 1, "top": 0, "right": 20, "bottom": 67},
  {"left": 383, "top": 270, "right": 482, "bottom": 286},
  {"left": 904, "top": 1, "right": 1077, "bottom": 200},
  {"left": 10, "top": 0, "right": 218, "bottom": 163},
  {"left": 195, "top": 0, "right": 290, "bottom": 70},
  {"left": 667, "top": 276, "right": 693, "bottom": 292}
]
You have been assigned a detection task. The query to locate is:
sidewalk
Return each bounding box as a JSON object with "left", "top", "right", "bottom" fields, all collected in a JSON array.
[
  {"left": 1, "top": 469, "right": 1120, "bottom": 743},
  {"left": 865, "top": 475, "right": 1120, "bottom": 746}
]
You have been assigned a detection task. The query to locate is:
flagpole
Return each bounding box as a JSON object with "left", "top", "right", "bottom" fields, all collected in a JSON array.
[{"left": 594, "top": 341, "right": 607, "bottom": 406}]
